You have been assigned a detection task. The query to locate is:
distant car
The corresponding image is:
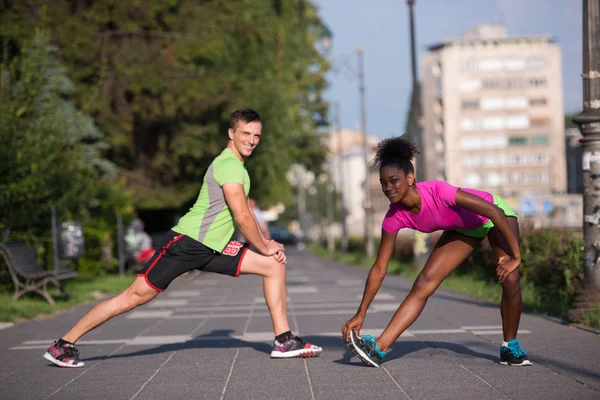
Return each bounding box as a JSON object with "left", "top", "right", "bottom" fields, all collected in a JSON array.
[{"left": 268, "top": 226, "right": 300, "bottom": 245}]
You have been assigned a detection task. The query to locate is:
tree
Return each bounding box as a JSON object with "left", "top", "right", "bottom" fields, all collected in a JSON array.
[
  {"left": 0, "top": 30, "right": 132, "bottom": 273},
  {"left": 1, "top": 0, "right": 330, "bottom": 209}
]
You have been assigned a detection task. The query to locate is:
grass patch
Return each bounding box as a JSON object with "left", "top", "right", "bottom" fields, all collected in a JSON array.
[
  {"left": 0, "top": 275, "right": 133, "bottom": 322},
  {"left": 581, "top": 307, "right": 600, "bottom": 329},
  {"left": 309, "top": 244, "right": 599, "bottom": 330}
]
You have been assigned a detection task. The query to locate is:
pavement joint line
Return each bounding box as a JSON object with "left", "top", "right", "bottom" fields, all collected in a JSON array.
[
  {"left": 288, "top": 286, "right": 317, "bottom": 400},
  {"left": 382, "top": 366, "right": 412, "bottom": 400},
  {"left": 220, "top": 290, "right": 258, "bottom": 400},
  {"left": 187, "top": 289, "right": 228, "bottom": 339},
  {"left": 220, "top": 348, "right": 240, "bottom": 400},
  {"left": 130, "top": 351, "right": 177, "bottom": 400},
  {"left": 458, "top": 364, "right": 511, "bottom": 400}
]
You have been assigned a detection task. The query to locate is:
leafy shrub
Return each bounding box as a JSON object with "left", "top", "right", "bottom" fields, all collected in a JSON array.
[{"left": 457, "top": 229, "right": 584, "bottom": 315}]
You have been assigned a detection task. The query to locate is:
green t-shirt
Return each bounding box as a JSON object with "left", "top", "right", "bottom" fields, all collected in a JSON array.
[{"left": 172, "top": 148, "right": 250, "bottom": 252}]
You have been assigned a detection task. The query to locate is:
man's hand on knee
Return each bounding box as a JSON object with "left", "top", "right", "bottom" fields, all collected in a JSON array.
[{"left": 273, "top": 250, "right": 286, "bottom": 265}]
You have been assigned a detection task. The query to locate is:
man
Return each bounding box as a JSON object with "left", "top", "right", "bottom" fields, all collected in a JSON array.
[{"left": 44, "top": 109, "right": 322, "bottom": 368}]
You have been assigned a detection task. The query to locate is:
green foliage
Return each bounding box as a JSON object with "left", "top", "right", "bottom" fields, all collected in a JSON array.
[
  {"left": 1, "top": 0, "right": 330, "bottom": 210},
  {"left": 0, "top": 29, "right": 134, "bottom": 275},
  {"left": 458, "top": 229, "right": 584, "bottom": 315},
  {"left": 581, "top": 307, "right": 600, "bottom": 330}
]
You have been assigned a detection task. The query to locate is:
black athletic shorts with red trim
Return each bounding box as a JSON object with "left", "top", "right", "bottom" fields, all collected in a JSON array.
[{"left": 138, "top": 230, "right": 250, "bottom": 291}]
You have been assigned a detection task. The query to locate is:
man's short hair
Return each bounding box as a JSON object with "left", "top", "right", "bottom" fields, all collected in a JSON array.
[{"left": 229, "top": 109, "right": 261, "bottom": 130}]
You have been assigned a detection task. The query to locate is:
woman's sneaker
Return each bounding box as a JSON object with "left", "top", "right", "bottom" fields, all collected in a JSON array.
[
  {"left": 347, "top": 330, "right": 386, "bottom": 367},
  {"left": 44, "top": 340, "right": 85, "bottom": 368},
  {"left": 270, "top": 335, "right": 322, "bottom": 358},
  {"left": 500, "top": 339, "right": 532, "bottom": 366}
]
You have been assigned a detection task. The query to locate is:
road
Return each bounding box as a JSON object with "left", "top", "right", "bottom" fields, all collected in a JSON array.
[{"left": 0, "top": 249, "right": 598, "bottom": 399}]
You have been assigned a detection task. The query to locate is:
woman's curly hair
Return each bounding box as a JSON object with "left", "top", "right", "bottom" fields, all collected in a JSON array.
[{"left": 372, "top": 134, "right": 420, "bottom": 174}]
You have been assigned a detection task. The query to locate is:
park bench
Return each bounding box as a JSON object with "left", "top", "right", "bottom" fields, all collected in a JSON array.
[{"left": 0, "top": 242, "right": 77, "bottom": 305}]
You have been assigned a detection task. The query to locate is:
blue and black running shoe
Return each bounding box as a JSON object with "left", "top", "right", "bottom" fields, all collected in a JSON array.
[
  {"left": 347, "top": 329, "right": 386, "bottom": 367},
  {"left": 500, "top": 339, "right": 532, "bottom": 366}
]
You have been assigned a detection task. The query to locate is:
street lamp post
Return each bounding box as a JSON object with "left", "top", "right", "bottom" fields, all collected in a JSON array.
[
  {"left": 334, "top": 101, "right": 349, "bottom": 252},
  {"left": 357, "top": 47, "right": 375, "bottom": 258},
  {"left": 568, "top": 0, "right": 600, "bottom": 322}
]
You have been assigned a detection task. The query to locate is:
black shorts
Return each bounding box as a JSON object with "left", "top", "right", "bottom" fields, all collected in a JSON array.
[{"left": 138, "top": 230, "right": 250, "bottom": 291}]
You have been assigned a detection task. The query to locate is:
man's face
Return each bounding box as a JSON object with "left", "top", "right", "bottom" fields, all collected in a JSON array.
[{"left": 228, "top": 120, "right": 262, "bottom": 160}]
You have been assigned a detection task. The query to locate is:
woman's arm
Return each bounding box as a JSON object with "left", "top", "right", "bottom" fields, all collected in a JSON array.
[
  {"left": 342, "top": 229, "right": 397, "bottom": 341},
  {"left": 357, "top": 229, "right": 398, "bottom": 314},
  {"left": 455, "top": 189, "right": 521, "bottom": 282}
]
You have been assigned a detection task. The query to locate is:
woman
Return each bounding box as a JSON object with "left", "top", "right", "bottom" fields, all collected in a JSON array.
[{"left": 342, "top": 135, "right": 531, "bottom": 368}]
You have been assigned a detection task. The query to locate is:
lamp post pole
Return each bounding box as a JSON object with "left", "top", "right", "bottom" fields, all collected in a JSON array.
[
  {"left": 568, "top": 0, "right": 600, "bottom": 322},
  {"left": 334, "top": 101, "right": 349, "bottom": 252},
  {"left": 357, "top": 47, "right": 375, "bottom": 258}
]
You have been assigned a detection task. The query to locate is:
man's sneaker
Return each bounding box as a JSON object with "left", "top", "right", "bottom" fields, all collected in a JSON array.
[
  {"left": 270, "top": 335, "right": 322, "bottom": 358},
  {"left": 500, "top": 339, "right": 532, "bottom": 366},
  {"left": 347, "top": 329, "right": 386, "bottom": 367},
  {"left": 43, "top": 340, "right": 84, "bottom": 368}
]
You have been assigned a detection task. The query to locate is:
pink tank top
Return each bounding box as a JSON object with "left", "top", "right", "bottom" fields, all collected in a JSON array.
[{"left": 382, "top": 181, "right": 493, "bottom": 234}]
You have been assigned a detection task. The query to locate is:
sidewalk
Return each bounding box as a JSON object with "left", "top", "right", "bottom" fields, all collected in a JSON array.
[{"left": 0, "top": 249, "right": 598, "bottom": 399}]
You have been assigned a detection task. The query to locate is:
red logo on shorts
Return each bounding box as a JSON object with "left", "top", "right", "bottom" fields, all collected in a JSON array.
[{"left": 223, "top": 241, "right": 244, "bottom": 256}]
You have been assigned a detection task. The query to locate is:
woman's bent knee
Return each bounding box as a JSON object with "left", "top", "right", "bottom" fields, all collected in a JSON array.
[{"left": 411, "top": 274, "right": 438, "bottom": 299}]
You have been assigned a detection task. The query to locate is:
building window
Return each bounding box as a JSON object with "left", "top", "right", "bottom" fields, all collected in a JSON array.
[
  {"left": 460, "top": 136, "right": 483, "bottom": 149},
  {"left": 461, "top": 99, "right": 479, "bottom": 110},
  {"left": 527, "top": 58, "right": 546, "bottom": 69},
  {"left": 531, "top": 135, "right": 549, "bottom": 145},
  {"left": 463, "top": 155, "right": 482, "bottom": 167},
  {"left": 530, "top": 117, "right": 551, "bottom": 127},
  {"left": 506, "top": 115, "right": 530, "bottom": 130},
  {"left": 460, "top": 60, "right": 478, "bottom": 72},
  {"left": 482, "top": 116, "right": 504, "bottom": 130},
  {"left": 506, "top": 79, "right": 524, "bottom": 89},
  {"left": 530, "top": 97, "right": 547, "bottom": 106},
  {"left": 484, "top": 154, "right": 503, "bottom": 166},
  {"left": 458, "top": 79, "right": 481, "bottom": 93},
  {"left": 482, "top": 79, "right": 502, "bottom": 89},
  {"left": 480, "top": 59, "right": 503, "bottom": 71},
  {"left": 481, "top": 97, "right": 504, "bottom": 110},
  {"left": 486, "top": 173, "right": 505, "bottom": 187},
  {"left": 509, "top": 136, "right": 528, "bottom": 146},
  {"left": 485, "top": 135, "right": 508, "bottom": 149},
  {"left": 534, "top": 154, "right": 550, "bottom": 164},
  {"left": 529, "top": 78, "right": 547, "bottom": 88},
  {"left": 504, "top": 58, "right": 526, "bottom": 71},
  {"left": 505, "top": 97, "right": 528, "bottom": 109},
  {"left": 463, "top": 174, "right": 482, "bottom": 187}
]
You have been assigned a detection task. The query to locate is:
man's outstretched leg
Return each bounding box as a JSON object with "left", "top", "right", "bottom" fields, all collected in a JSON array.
[
  {"left": 44, "top": 276, "right": 159, "bottom": 367},
  {"left": 239, "top": 250, "right": 322, "bottom": 358}
]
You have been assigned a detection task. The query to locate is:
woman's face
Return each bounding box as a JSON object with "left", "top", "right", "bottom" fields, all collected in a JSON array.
[{"left": 380, "top": 165, "right": 414, "bottom": 203}]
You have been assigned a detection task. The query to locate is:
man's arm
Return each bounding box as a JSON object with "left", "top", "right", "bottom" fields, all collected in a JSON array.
[
  {"left": 248, "top": 200, "right": 268, "bottom": 241},
  {"left": 223, "top": 183, "right": 281, "bottom": 256}
]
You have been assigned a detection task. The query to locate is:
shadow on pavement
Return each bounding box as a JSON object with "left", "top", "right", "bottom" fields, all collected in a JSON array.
[
  {"left": 333, "top": 339, "right": 498, "bottom": 367},
  {"left": 81, "top": 331, "right": 495, "bottom": 366}
]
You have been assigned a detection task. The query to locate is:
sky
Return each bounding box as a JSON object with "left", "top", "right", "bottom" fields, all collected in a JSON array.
[{"left": 314, "top": 0, "right": 582, "bottom": 138}]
